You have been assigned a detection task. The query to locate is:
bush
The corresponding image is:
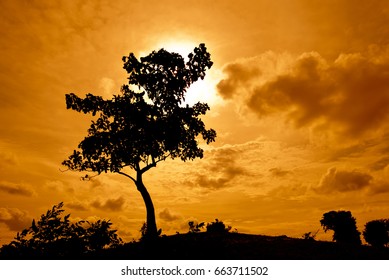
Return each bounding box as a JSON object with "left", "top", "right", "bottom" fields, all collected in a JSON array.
[
  {"left": 188, "top": 221, "right": 205, "bottom": 233},
  {"left": 206, "top": 219, "right": 232, "bottom": 234},
  {"left": 363, "top": 219, "right": 389, "bottom": 248},
  {"left": 0, "top": 202, "right": 122, "bottom": 258},
  {"left": 302, "top": 230, "right": 319, "bottom": 241}
]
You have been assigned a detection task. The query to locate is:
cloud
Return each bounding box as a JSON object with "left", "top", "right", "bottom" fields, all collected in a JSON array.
[
  {"left": 91, "top": 196, "right": 125, "bottom": 212},
  {"left": 0, "top": 208, "right": 31, "bottom": 231},
  {"left": 44, "top": 180, "right": 75, "bottom": 194},
  {"left": 217, "top": 46, "right": 389, "bottom": 140},
  {"left": 66, "top": 201, "right": 89, "bottom": 211},
  {"left": 315, "top": 167, "right": 372, "bottom": 194},
  {"left": 217, "top": 61, "right": 262, "bottom": 99},
  {"left": 369, "top": 157, "right": 389, "bottom": 171},
  {"left": 367, "top": 181, "right": 389, "bottom": 195},
  {"left": 187, "top": 147, "right": 248, "bottom": 190},
  {"left": 267, "top": 183, "right": 307, "bottom": 198},
  {"left": 159, "top": 208, "right": 180, "bottom": 222},
  {"left": 0, "top": 181, "right": 35, "bottom": 197},
  {"left": 0, "top": 152, "right": 17, "bottom": 168},
  {"left": 269, "top": 167, "right": 291, "bottom": 178}
]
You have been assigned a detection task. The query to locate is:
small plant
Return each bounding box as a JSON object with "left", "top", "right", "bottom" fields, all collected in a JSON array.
[
  {"left": 206, "top": 219, "right": 232, "bottom": 234},
  {"left": 302, "top": 230, "right": 319, "bottom": 241},
  {"left": 188, "top": 221, "right": 205, "bottom": 233}
]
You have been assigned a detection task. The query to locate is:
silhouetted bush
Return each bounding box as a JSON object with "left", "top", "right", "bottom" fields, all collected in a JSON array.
[
  {"left": 206, "top": 219, "right": 232, "bottom": 234},
  {"left": 363, "top": 219, "right": 389, "bottom": 247},
  {"left": 188, "top": 221, "right": 205, "bottom": 233},
  {"left": 0, "top": 202, "right": 122, "bottom": 258},
  {"left": 302, "top": 230, "right": 319, "bottom": 241},
  {"left": 320, "top": 210, "right": 361, "bottom": 245}
]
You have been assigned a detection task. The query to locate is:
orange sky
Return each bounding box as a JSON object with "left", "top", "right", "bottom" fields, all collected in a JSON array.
[{"left": 1, "top": 0, "right": 389, "bottom": 244}]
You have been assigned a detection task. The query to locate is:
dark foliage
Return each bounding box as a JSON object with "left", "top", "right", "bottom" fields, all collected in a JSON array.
[
  {"left": 62, "top": 44, "right": 215, "bottom": 239},
  {"left": 0, "top": 202, "right": 122, "bottom": 259},
  {"left": 188, "top": 221, "right": 205, "bottom": 233},
  {"left": 302, "top": 230, "right": 319, "bottom": 241},
  {"left": 363, "top": 219, "right": 389, "bottom": 247},
  {"left": 206, "top": 219, "right": 232, "bottom": 234},
  {"left": 320, "top": 210, "right": 361, "bottom": 245}
]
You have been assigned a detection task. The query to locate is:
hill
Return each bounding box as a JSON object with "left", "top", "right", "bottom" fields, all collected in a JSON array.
[
  {"left": 95, "top": 232, "right": 389, "bottom": 260},
  {"left": 2, "top": 232, "right": 389, "bottom": 260}
]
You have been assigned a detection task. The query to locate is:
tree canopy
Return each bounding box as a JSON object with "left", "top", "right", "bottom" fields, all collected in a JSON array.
[
  {"left": 63, "top": 43, "right": 215, "bottom": 176},
  {"left": 363, "top": 219, "right": 389, "bottom": 247},
  {"left": 320, "top": 210, "right": 361, "bottom": 245}
]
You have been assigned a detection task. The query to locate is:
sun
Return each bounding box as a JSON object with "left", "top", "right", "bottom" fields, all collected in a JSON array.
[
  {"left": 162, "top": 41, "right": 195, "bottom": 58},
  {"left": 156, "top": 40, "right": 224, "bottom": 107}
]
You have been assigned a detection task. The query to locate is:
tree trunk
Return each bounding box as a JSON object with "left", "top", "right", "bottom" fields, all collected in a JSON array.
[{"left": 135, "top": 171, "right": 158, "bottom": 240}]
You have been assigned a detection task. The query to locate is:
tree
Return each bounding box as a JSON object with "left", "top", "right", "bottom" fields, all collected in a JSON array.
[
  {"left": 0, "top": 202, "right": 122, "bottom": 258},
  {"left": 320, "top": 210, "right": 361, "bottom": 245},
  {"left": 363, "top": 219, "right": 389, "bottom": 247},
  {"left": 62, "top": 44, "right": 216, "bottom": 239}
]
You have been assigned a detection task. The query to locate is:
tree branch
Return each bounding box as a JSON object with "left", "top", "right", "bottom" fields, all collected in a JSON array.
[
  {"left": 140, "top": 161, "right": 156, "bottom": 174},
  {"left": 117, "top": 171, "right": 136, "bottom": 184}
]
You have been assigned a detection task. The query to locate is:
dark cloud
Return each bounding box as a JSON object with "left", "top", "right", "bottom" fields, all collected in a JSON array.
[
  {"left": 159, "top": 208, "right": 180, "bottom": 222},
  {"left": 217, "top": 47, "right": 389, "bottom": 139},
  {"left": 91, "top": 196, "right": 125, "bottom": 212},
  {"left": 0, "top": 181, "right": 34, "bottom": 197},
  {"left": 217, "top": 62, "right": 261, "bottom": 99},
  {"left": 268, "top": 183, "right": 307, "bottom": 198},
  {"left": 269, "top": 167, "right": 291, "bottom": 177},
  {"left": 188, "top": 147, "right": 248, "bottom": 190},
  {"left": 315, "top": 167, "right": 372, "bottom": 194},
  {"left": 326, "top": 143, "right": 371, "bottom": 161},
  {"left": 369, "top": 157, "right": 389, "bottom": 171},
  {"left": 0, "top": 208, "right": 31, "bottom": 231},
  {"left": 368, "top": 181, "right": 389, "bottom": 195},
  {"left": 67, "top": 201, "right": 89, "bottom": 211}
]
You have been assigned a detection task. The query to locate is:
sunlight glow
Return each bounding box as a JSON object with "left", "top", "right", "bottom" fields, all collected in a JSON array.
[{"left": 142, "top": 39, "right": 223, "bottom": 107}]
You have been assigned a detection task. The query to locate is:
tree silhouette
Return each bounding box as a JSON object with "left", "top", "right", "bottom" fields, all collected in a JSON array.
[
  {"left": 363, "top": 219, "right": 389, "bottom": 247},
  {"left": 0, "top": 202, "right": 122, "bottom": 258},
  {"left": 62, "top": 44, "right": 216, "bottom": 239},
  {"left": 320, "top": 210, "right": 361, "bottom": 245}
]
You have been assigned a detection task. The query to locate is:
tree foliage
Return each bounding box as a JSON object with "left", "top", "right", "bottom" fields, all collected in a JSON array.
[
  {"left": 363, "top": 219, "right": 389, "bottom": 247},
  {"left": 320, "top": 210, "right": 361, "bottom": 245},
  {"left": 62, "top": 43, "right": 215, "bottom": 175},
  {"left": 62, "top": 44, "right": 216, "bottom": 239},
  {"left": 0, "top": 202, "right": 122, "bottom": 258}
]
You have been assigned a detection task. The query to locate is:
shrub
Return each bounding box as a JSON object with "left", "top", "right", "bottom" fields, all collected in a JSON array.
[
  {"left": 302, "top": 230, "right": 319, "bottom": 241},
  {"left": 0, "top": 202, "right": 122, "bottom": 258},
  {"left": 206, "top": 219, "right": 232, "bottom": 234},
  {"left": 188, "top": 221, "right": 205, "bottom": 233}
]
